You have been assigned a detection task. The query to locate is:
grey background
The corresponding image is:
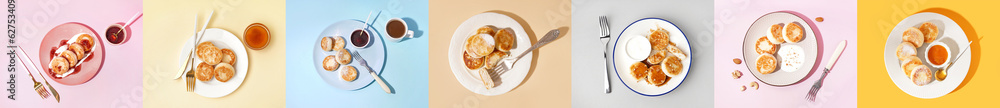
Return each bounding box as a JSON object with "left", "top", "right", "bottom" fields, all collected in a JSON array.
[{"left": 570, "top": 0, "right": 714, "bottom": 107}]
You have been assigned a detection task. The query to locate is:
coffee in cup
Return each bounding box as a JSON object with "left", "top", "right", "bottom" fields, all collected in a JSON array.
[{"left": 385, "top": 18, "right": 413, "bottom": 42}]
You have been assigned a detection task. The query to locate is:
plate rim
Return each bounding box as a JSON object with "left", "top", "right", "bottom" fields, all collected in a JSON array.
[{"left": 612, "top": 17, "right": 691, "bottom": 97}]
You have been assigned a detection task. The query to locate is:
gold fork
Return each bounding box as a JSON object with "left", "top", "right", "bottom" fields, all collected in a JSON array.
[
  {"left": 15, "top": 47, "right": 60, "bottom": 102},
  {"left": 186, "top": 69, "right": 195, "bottom": 92},
  {"left": 16, "top": 48, "right": 50, "bottom": 99}
]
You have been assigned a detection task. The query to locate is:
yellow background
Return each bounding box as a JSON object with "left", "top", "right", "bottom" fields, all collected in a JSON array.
[
  {"left": 142, "top": 0, "right": 286, "bottom": 107},
  {"left": 859, "top": 0, "right": 998, "bottom": 107},
  {"left": 428, "top": 0, "right": 573, "bottom": 107}
]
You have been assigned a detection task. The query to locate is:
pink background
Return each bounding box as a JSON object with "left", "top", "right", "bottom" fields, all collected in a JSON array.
[
  {"left": 2, "top": 0, "right": 142, "bottom": 107},
  {"left": 714, "top": 0, "right": 857, "bottom": 108}
]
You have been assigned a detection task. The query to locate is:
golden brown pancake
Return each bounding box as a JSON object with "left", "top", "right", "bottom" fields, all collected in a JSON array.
[
  {"left": 902, "top": 27, "right": 925, "bottom": 47},
  {"left": 646, "top": 64, "right": 667, "bottom": 86},
  {"left": 910, "top": 65, "right": 933, "bottom": 86},
  {"left": 335, "top": 49, "right": 352, "bottom": 64},
  {"left": 196, "top": 42, "right": 223, "bottom": 65},
  {"left": 321, "top": 37, "right": 333, "bottom": 51},
  {"left": 323, "top": 55, "right": 339, "bottom": 71},
  {"left": 68, "top": 43, "right": 87, "bottom": 59},
  {"left": 341, "top": 66, "right": 358, "bottom": 82},
  {"left": 630, "top": 62, "right": 648, "bottom": 80},
  {"left": 220, "top": 49, "right": 237, "bottom": 65},
  {"left": 59, "top": 51, "right": 78, "bottom": 67},
  {"left": 49, "top": 57, "right": 70, "bottom": 75},
  {"left": 214, "top": 63, "right": 235, "bottom": 82},
  {"left": 333, "top": 36, "right": 346, "bottom": 51},
  {"left": 482, "top": 51, "right": 508, "bottom": 70},
  {"left": 76, "top": 34, "right": 94, "bottom": 51},
  {"left": 196, "top": 62, "right": 215, "bottom": 81},
  {"left": 476, "top": 26, "right": 496, "bottom": 36},
  {"left": 755, "top": 36, "right": 778, "bottom": 55},
  {"left": 783, "top": 22, "right": 804, "bottom": 43},
  {"left": 648, "top": 28, "right": 670, "bottom": 50},
  {"left": 662, "top": 56, "right": 683, "bottom": 77},
  {"left": 464, "top": 34, "right": 495, "bottom": 58},
  {"left": 766, "top": 24, "right": 785, "bottom": 43},
  {"left": 756, "top": 54, "right": 777, "bottom": 74},
  {"left": 645, "top": 50, "right": 667, "bottom": 64},
  {"left": 896, "top": 42, "right": 918, "bottom": 60},
  {"left": 463, "top": 51, "right": 485, "bottom": 69},
  {"left": 494, "top": 28, "right": 516, "bottom": 52},
  {"left": 901, "top": 56, "right": 923, "bottom": 76},
  {"left": 919, "top": 22, "right": 939, "bottom": 43}
]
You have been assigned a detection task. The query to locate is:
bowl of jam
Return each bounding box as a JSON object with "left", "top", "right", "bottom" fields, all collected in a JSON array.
[
  {"left": 350, "top": 29, "right": 371, "bottom": 48},
  {"left": 105, "top": 23, "right": 130, "bottom": 45}
]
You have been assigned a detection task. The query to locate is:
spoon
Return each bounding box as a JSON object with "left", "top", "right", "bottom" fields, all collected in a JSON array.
[
  {"left": 935, "top": 41, "right": 972, "bottom": 81},
  {"left": 113, "top": 12, "right": 143, "bottom": 35}
]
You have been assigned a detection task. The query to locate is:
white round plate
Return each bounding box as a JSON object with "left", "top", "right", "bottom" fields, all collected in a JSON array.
[
  {"left": 180, "top": 28, "right": 249, "bottom": 98},
  {"left": 883, "top": 12, "right": 969, "bottom": 99},
  {"left": 312, "top": 20, "right": 387, "bottom": 90},
  {"left": 612, "top": 18, "right": 691, "bottom": 96},
  {"left": 447, "top": 12, "right": 532, "bottom": 96},
  {"left": 742, "top": 12, "right": 819, "bottom": 86}
]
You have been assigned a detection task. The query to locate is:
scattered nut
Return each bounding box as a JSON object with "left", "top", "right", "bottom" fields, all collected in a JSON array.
[
  {"left": 733, "top": 58, "right": 742, "bottom": 64},
  {"left": 732, "top": 70, "right": 743, "bottom": 79},
  {"left": 740, "top": 85, "right": 747, "bottom": 91},
  {"left": 750, "top": 81, "right": 759, "bottom": 90},
  {"left": 815, "top": 17, "right": 825, "bottom": 22}
]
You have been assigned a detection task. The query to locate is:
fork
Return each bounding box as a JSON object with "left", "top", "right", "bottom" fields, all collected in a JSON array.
[
  {"left": 186, "top": 69, "right": 195, "bottom": 92},
  {"left": 599, "top": 16, "right": 612, "bottom": 93},
  {"left": 15, "top": 47, "right": 60, "bottom": 102},
  {"left": 15, "top": 47, "right": 51, "bottom": 99},
  {"left": 807, "top": 40, "right": 847, "bottom": 101},
  {"left": 488, "top": 29, "right": 561, "bottom": 78},
  {"left": 351, "top": 51, "right": 393, "bottom": 94},
  {"left": 176, "top": 11, "right": 214, "bottom": 80}
]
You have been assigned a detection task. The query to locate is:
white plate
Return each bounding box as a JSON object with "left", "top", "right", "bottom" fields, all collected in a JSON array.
[
  {"left": 883, "top": 12, "right": 969, "bottom": 99},
  {"left": 179, "top": 28, "right": 249, "bottom": 98},
  {"left": 742, "top": 12, "right": 819, "bottom": 86},
  {"left": 612, "top": 18, "right": 691, "bottom": 96},
  {"left": 312, "top": 20, "right": 387, "bottom": 90},
  {"left": 447, "top": 12, "right": 532, "bottom": 96}
]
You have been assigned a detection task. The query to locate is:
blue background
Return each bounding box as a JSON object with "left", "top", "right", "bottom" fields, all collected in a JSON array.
[{"left": 286, "top": 0, "right": 429, "bottom": 107}]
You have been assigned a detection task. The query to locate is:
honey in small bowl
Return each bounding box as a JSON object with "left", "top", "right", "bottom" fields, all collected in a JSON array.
[{"left": 244, "top": 23, "right": 270, "bottom": 50}]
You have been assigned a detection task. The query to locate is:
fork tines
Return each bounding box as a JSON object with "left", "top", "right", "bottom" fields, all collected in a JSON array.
[
  {"left": 599, "top": 16, "right": 610, "bottom": 37},
  {"left": 488, "top": 63, "right": 508, "bottom": 77},
  {"left": 186, "top": 72, "right": 195, "bottom": 92},
  {"left": 806, "top": 82, "right": 822, "bottom": 101},
  {"left": 350, "top": 51, "right": 367, "bottom": 65}
]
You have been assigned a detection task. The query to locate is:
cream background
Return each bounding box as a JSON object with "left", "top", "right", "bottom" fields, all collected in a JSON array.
[
  {"left": 142, "top": 0, "right": 286, "bottom": 107},
  {"left": 429, "top": 0, "right": 573, "bottom": 107}
]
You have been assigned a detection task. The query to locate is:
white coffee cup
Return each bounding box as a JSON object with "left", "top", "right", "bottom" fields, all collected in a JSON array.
[{"left": 385, "top": 18, "right": 413, "bottom": 42}]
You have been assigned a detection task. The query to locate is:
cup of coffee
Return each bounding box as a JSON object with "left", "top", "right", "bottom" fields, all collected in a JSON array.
[{"left": 385, "top": 18, "right": 413, "bottom": 42}]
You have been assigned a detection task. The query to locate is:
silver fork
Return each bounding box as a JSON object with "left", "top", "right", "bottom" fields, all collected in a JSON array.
[
  {"left": 351, "top": 50, "right": 393, "bottom": 94},
  {"left": 807, "top": 40, "right": 847, "bottom": 101},
  {"left": 599, "top": 16, "right": 612, "bottom": 93},
  {"left": 488, "top": 29, "right": 561, "bottom": 78}
]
